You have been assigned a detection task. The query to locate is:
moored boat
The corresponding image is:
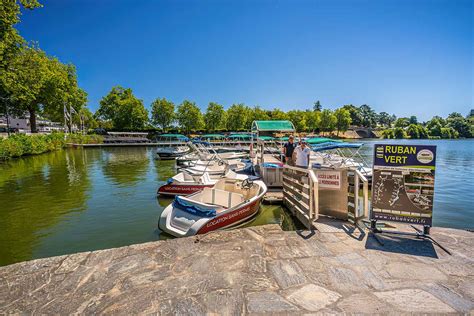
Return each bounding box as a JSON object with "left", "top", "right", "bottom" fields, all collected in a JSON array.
[
  {"left": 176, "top": 151, "right": 248, "bottom": 166},
  {"left": 157, "top": 169, "right": 248, "bottom": 196},
  {"left": 156, "top": 146, "right": 190, "bottom": 160},
  {"left": 180, "top": 159, "right": 252, "bottom": 175},
  {"left": 159, "top": 178, "right": 267, "bottom": 237}
]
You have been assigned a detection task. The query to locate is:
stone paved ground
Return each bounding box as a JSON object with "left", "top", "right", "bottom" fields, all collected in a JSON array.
[{"left": 0, "top": 224, "right": 473, "bottom": 314}]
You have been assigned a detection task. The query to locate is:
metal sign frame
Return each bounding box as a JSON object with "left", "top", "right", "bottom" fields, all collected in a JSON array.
[{"left": 370, "top": 144, "right": 437, "bottom": 227}]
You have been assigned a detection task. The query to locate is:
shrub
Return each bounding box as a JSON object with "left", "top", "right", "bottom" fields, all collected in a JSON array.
[{"left": 0, "top": 132, "right": 102, "bottom": 160}]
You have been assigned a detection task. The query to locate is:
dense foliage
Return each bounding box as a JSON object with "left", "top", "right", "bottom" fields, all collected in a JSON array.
[
  {"left": 0, "top": 133, "right": 103, "bottom": 160},
  {"left": 151, "top": 97, "right": 175, "bottom": 131},
  {"left": 176, "top": 100, "right": 204, "bottom": 133},
  {"left": 95, "top": 86, "right": 148, "bottom": 130},
  {"left": 382, "top": 112, "right": 473, "bottom": 139},
  {"left": 0, "top": 0, "right": 41, "bottom": 68}
]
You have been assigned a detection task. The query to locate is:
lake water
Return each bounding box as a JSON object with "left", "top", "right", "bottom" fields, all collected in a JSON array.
[{"left": 0, "top": 139, "right": 472, "bottom": 266}]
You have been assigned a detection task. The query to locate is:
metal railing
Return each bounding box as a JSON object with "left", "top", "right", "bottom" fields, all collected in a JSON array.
[{"left": 348, "top": 168, "right": 370, "bottom": 224}]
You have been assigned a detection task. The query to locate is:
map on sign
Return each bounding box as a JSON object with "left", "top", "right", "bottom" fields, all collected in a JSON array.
[{"left": 371, "top": 144, "right": 436, "bottom": 226}]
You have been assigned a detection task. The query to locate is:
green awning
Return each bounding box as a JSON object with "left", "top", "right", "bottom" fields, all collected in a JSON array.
[
  {"left": 160, "top": 134, "right": 187, "bottom": 139},
  {"left": 258, "top": 136, "right": 275, "bottom": 141},
  {"left": 305, "top": 137, "right": 341, "bottom": 144},
  {"left": 251, "top": 120, "right": 295, "bottom": 132},
  {"left": 201, "top": 134, "right": 224, "bottom": 139},
  {"left": 228, "top": 134, "right": 252, "bottom": 139},
  {"left": 278, "top": 136, "right": 299, "bottom": 141}
]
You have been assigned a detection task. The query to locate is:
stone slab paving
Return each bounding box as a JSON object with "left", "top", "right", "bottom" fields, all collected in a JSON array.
[{"left": 0, "top": 224, "right": 473, "bottom": 314}]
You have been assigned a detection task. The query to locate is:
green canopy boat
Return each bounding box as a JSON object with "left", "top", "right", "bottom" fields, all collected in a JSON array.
[{"left": 305, "top": 137, "right": 341, "bottom": 144}]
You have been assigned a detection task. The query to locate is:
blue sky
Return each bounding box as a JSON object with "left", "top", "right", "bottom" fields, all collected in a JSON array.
[{"left": 18, "top": 0, "right": 472, "bottom": 121}]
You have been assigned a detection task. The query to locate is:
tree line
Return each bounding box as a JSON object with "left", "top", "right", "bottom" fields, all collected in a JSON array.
[
  {"left": 382, "top": 114, "right": 474, "bottom": 139},
  {"left": 92, "top": 87, "right": 355, "bottom": 135},
  {"left": 92, "top": 87, "right": 474, "bottom": 140}
]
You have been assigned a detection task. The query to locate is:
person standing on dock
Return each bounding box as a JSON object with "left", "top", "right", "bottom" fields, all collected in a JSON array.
[
  {"left": 293, "top": 141, "right": 311, "bottom": 169},
  {"left": 283, "top": 135, "right": 296, "bottom": 166}
]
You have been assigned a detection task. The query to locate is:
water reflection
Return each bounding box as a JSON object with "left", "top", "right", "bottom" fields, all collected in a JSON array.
[
  {"left": 153, "top": 158, "right": 177, "bottom": 182},
  {"left": 101, "top": 147, "right": 149, "bottom": 186},
  {"left": 0, "top": 149, "right": 91, "bottom": 266},
  {"left": 156, "top": 196, "right": 174, "bottom": 208}
]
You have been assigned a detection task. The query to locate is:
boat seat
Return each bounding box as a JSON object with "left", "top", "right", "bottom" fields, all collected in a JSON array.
[{"left": 201, "top": 188, "right": 244, "bottom": 209}]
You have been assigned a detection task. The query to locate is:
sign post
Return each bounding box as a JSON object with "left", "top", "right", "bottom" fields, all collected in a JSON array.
[{"left": 368, "top": 144, "right": 450, "bottom": 254}]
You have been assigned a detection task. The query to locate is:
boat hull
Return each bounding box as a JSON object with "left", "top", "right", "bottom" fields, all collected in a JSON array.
[
  {"left": 157, "top": 183, "right": 213, "bottom": 196},
  {"left": 157, "top": 152, "right": 189, "bottom": 160},
  {"left": 158, "top": 180, "right": 267, "bottom": 237},
  {"left": 196, "top": 197, "right": 261, "bottom": 234}
]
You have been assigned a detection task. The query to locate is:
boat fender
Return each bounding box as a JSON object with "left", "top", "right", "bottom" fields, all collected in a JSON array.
[{"left": 167, "top": 178, "right": 174, "bottom": 184}]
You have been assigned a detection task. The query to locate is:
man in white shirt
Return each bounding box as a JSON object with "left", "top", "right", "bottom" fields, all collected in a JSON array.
[{"left": 292, "top": 141, "right": 311, "bottom": 169}]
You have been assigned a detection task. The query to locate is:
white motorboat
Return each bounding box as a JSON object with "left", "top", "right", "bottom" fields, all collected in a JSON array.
[
  {"left": 176, "top": 151, "right": 248, "bottom": 166},
  {"left": 156, "top": 146, "right": 190, "bottom": 160},
  {"left": 309, "top": 142, "right": 372, "bottom": 179},
  {"left": 159, "top": 178, "right": 267, "bottom": 237},
  {"left": 180, "top": 159, "right": 251, "bottom": 175},
  {"left": 157, "top": 170, "right": 248, "bottom": 196}
]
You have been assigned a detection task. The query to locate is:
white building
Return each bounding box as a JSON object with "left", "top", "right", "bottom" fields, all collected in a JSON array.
[{"left": 0, "top": 115, "right": 68, "bottom": 133}]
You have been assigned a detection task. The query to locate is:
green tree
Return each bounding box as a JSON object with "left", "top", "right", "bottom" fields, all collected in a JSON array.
[
  {"left": 176, "top": 100, "right": 204, "bottom": 133},
  {"left": 1, "top": 45, "right": 87, "bottom": 132},
  {"left": 426, "top": 116, "right": 444, "bottom": 137},
  {"left": 319, "top": 109, "right": 337, "bottom": 134},
  {"left": 204, "top": 102, "right": 226, "bottom": 131},
  {"left": 359, "top": 104, "right": 377, "bottom": 127},
  {"left": 342, "top": 104, "right": 363, "bottom": 126},
  {"left": 73, "top": 107, "right": 97, "bottom": 131},
  {"left": 151, "top": 98, "right": 175, "bottom": 131},
  {"left": 418, "top": 125, "right": 429, "bottom": 139},
  {"left": 96, "top": 86, "right": 148, "bottom": 130},
  {"left": 378, "top": 112, "right": 394, "bottom": 127},
  {"left": 334, "top": 108, "right": 351, "bottom": 136},
  {"left": 394, "top": 117, "right": 410, "bottom": 128},
  {"left": 407, "top": 124, "right": 420, "bottom": 139},
  {"left": 313, "top": 100, "right": 322, "bottom": 112},
  {"left": 287, "top": 110, "right": 307, "bottom": 132},
  {"left": 382, "top": 129, "right": 394, "bottom": 139},
  {"left": 268, "top": 108, "right": 289, "bottom": 121},
  {"left": 393, "top": 127, "right": 407, "bottom": 139},
  {"left": 446, "top": 112, "right": 471, "bottom": 138},
  {"left": 409, "top": 116, "right": 418, "bottom": 125},
  {"left": 305, "top": 110, "right": 320, "bottom": 132},
  {"left": 247, "top": 106, "right": 270, "bottom": 129},
  {"left": 440, "top": 127, "right": 458, "bottom": 139},
  {"left": 0, "top": 0, "right": 41, "bottom": 68},
  {"left": 226, "top": 104, "right": 250, "bottom": 131}
]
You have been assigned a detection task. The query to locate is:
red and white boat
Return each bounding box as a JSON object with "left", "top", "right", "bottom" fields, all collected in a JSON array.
[
  {"left": 157, "top": 170, "right": 248, "bottom": 196},
  {"left": 159, "top": 178, "right": 267, "bottom": 237}
]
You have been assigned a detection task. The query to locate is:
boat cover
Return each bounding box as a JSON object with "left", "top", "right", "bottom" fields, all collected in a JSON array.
[
  {"left": 173, "top": 196, "right": 216, "bottom": 217},
  {"left": 310, "top": 142, "right": 363, "bottom": 152},
  {"left": 305, "top": 137, "right": 341, "bottom": 144}
]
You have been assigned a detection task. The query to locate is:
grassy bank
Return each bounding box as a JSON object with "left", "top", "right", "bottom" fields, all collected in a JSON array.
[{"left": 0, "top": 133, "right": 103, "bottom": 160}]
